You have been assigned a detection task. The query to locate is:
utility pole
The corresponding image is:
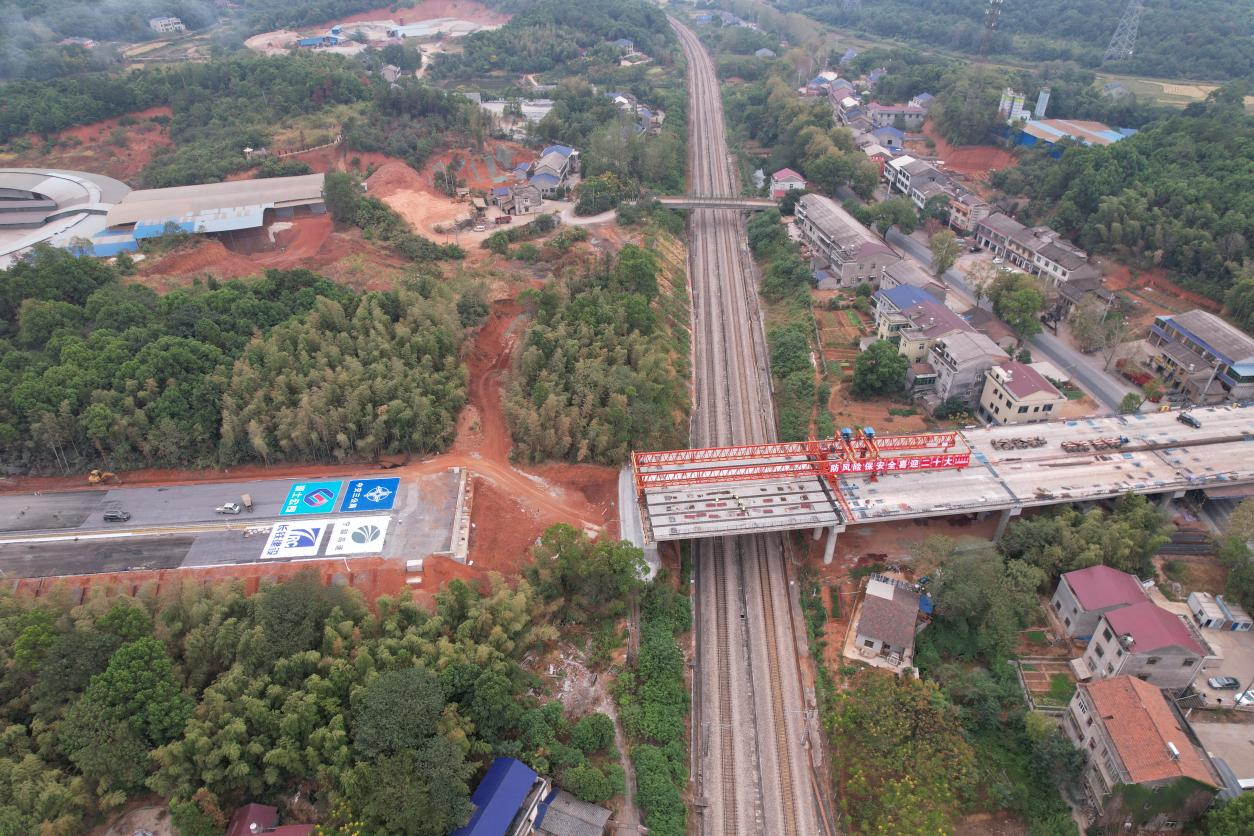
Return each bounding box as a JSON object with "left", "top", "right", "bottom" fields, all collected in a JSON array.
[{"left": 1104, "top": 0, "right": 1145, "bottom": 62}]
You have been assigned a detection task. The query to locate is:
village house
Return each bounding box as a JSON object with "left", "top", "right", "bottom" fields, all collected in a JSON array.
[
  {"left": 978, "top": 362, "right": 1067, "bottom": 425},
  {"left": 873, "top": 285, "right": 971, "bottom": 364},
  {"left": 963, "top": 307, "right": 1018, "bottom": 352},
  {"left": 878, "top": 259, "right": 947, "bottom": 302},
  {"left": 528, "top": 145, "right": 577, "bottom": 197},
  {"left": 794, "top": 194, "right": 899, "bottom": 288},
  {"left": 493, "top": 183, "right": 543, "bottom": 215},
  {"left": 1078, "top": 601, "right": 1210, "bottom": 691},
  {"left": 854, "top": 574, "right": 924, "bottom": 668},
  {"left": 866, "top": 102, "right": 925, "bottom": 130},
  {"left": 1064, "top": 676, "right": 1220, "bottom": 831},
  {"left": 1148, "top": 309, "right": 1254, "bottom": 404},
  {"left": 927, "top": 331, "right": 1009, "bottom": 408},
  {"left": 1051, "top": 565, "right": 1150, "bottom": 638},
  {"left": 770, "top": 168, "right": 806, "bottom": 199},
  {"left": 948, "top": 192, "right": 991, "bottom": 233}
]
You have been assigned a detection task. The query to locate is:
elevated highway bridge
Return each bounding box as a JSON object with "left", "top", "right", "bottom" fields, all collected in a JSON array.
[{"left": 631, "top": 403, "right": 1254, "bottom": 561}]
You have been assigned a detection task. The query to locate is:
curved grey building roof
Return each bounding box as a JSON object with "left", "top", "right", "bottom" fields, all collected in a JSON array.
[{"left": 0, "top": 168, "right": 131, "bottom": 267}]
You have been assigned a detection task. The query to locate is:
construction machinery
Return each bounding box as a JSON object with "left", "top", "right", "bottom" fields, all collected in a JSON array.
[
  {"left": 87, "top": 469, "right": 117, "bottom": 484},
  {"left": 1061, "top": 436, "right": 1130, "bottom": 453},
  {"left": 990, "top": 436, "right": 1046, "bottom": 451}
]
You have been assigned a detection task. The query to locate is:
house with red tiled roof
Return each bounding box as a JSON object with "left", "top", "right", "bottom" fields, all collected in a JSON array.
[
  {"left": 1051, "top": 564, "right": 1148, "bottom": 638},
  {"left": 770, "top": 168, "right": 806, "bottom": 199},
  {"left": 978, "top": 361, "right": 1067, "bottom": 425},
  {"left": 1064, "top": 676, "right": 1219, "bottom": 830},
  {"left": 225, "top": 804, "right": 313, "bottom": 836},
  {"left": 1078, "top": 601, "right": 1211, "bottom": 690}
]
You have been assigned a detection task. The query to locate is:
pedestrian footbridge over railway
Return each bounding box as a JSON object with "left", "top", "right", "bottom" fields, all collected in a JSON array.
[
  {"left": 630, "top": 403, "right": 1254, "bottom": 562},
  {"left": 654, "top": 195, "right": 777, "bottom": 210}
]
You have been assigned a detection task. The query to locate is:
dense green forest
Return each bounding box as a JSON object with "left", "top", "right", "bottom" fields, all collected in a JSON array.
[
  {"left": 991, "top": 85, "right": 1253, "bottom": 300},
  {"left": 0, "top": 527, "right": 655, "bottom": 834},
  {"left": 503, "top": 245, "right": 689, "bottom": 464},
  {"left": 432, "top": 0, "right": 674, "bottom": 79},
  {"left": 776, "top": 0, "right": 1253, "bottom": 81},
  {"left": 0, "top": 248, "right": 469, "bottom": 472}
]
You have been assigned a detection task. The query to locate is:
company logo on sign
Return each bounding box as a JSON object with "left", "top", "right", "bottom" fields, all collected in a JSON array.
[
  {"left": 364, "top": 485, "right": 392, "bottom": 504},
  {"left": 260, "top": 520, "right": 331, "bottom": 559},
  {"left": 339, "top": 478, "right": 401, "bottom": 513},
  {"left": 304, "top": 488, "right": 335, "bottom": 507},
  {"left": 327, "top": 515, "right": 392, "bottom": 556},
  {"left": 281, "top": 480, "right": 344, "bottom": 515},
  {"left": 351, "top": 524, "right": 384, "bottom": 544}
]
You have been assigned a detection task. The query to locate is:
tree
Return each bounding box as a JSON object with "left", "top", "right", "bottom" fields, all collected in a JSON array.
[
  {"left": 1201, "top": 792, "right": 1254, "bottom": 836},
  {"left": 921, "top": 193, "right": 952, "bottom": 224},
  {"left": 560, "top": 762, "right": 613, "bottom": 803},
  {"left": 872, "top": 196, "right": 918, "bottom": 234},
  {"left": 852, "top": 340, "right": 908, "bottom": 398},
  {"left": 571, "top": 712, "right": 615, "bottom": 755},
  {"left": 934, "top": 396, "right": 969, "bottom": 419},
  {"left": 323, "top": 171, "right": 362, "bottom": 223},
  {"left": 926, "top": 544, "right": 1043, "bottom": 661},
  {"left": 830, "top": 672, "right": 978, "bottom": 833},
  {"left": 1119, "top": 392, "right": 1142, "bottom": 414},
  {"left": 352, "top": 667, "right": 445, "bottom": 759},
  {"left": 988, "top": 272, "right": 1046, "bottom": 337},
  {"left": 929, "top": 229, "right": 959, "bottom": 277},
  {"left": 778, "top": 188, "right": 807, "bottom": 215},
  {"left": 343, "top": 736, "right": 473, "bottom": 836},
  {"left": 79, "top": 636, "right": 192, "bottom": 747},
  {"left": 1227, "top": 497, "right": 1254, "bottom": 543}
]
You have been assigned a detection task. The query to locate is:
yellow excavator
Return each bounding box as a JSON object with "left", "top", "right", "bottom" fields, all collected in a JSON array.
[{"left": 87, "top": 469, "right": 117, "bottom": 484}]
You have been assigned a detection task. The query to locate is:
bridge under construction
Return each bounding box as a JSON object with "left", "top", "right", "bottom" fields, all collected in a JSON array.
[{"left": 632, "top": 403, "right": 1254, "bottom": 560}]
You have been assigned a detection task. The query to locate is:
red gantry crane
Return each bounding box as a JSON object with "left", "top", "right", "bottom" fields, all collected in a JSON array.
[{"left": 633, "top": 427, "right": 972, "bottom": 521}]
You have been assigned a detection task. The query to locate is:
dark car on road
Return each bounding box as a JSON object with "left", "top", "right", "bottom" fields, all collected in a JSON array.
[
  {"left": 1177, "top": 412, "right": 1202, "bottom": 428},
  {"left": 102, "top": 510, "right": 131, "bottom": 522}
]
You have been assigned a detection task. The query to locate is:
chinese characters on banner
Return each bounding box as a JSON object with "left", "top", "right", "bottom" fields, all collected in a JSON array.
[{"left": 826, "top": 454, "right": 970, "bottom": 475}]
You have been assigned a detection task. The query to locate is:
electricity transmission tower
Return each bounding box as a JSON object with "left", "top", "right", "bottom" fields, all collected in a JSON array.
[
  {"left": 1104, "top": 0, "right": 1145, "bottom": 62},
  {"left": 979, "top": 0, "right": 1004, "bottom": 61}
]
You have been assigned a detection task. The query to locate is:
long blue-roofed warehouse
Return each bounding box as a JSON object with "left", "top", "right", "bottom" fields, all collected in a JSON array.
[{"left": 96, "top": 172, "right": 327, "bottom": 254}]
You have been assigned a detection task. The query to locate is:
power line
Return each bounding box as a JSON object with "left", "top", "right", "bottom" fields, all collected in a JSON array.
[{"left": 1104, "top": 0, "right": 1145, "bottom": 62}]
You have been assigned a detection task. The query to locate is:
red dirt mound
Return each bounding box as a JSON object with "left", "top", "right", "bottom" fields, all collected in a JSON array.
[
  {"left": 366, "top": 160, "right": 429, "bottom": 197},
  {"left": 141, "top": 239, "right": 260, "bottom": 281},
  {"left": 917, "top": 122, "right": 1017, "bottom": 180}
]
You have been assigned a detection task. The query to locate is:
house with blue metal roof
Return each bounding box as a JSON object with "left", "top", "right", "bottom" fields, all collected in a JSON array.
[
  {"left": 871, "top": 125, "right": 904, "bottom": 149},
  {"left": 1017, "top": 118, "right": 1128, "bottom": 149},
  {"left": 451, "top": 758, "right": 548, "bottom": 836},
  {"left": 1149, "top": 310, "right": 1254, "bottom": 403}
]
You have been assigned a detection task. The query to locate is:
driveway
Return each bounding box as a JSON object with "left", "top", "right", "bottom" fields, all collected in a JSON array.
[{"left": 884, "top": 227, "right": 1135, "bottom": 413}]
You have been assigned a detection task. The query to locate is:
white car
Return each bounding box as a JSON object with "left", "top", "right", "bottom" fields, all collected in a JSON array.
[
  {"left": 1236, "top": 689, "right": 1254, "bottom": 706},
  {"left": 992, "top": 257, "right": 1004, "bottom": 265}
]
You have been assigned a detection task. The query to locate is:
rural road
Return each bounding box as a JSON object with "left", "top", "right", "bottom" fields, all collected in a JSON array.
[{"left": 885, "top": 228, "right": 1136, "bottom": 413}]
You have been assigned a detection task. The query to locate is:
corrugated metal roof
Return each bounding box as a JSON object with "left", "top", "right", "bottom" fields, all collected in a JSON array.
[
  {"left": 106, "top": 174, "right": 325, "bottom": 228},
  {"left": 133, "top": 204, "right": 267, "bottom": 238},
  {"left": 451, "top": 758, "right": 539, "bottom": 836}
]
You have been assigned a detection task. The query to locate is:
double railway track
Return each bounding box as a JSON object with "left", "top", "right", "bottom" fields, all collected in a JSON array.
[{"left": 671, "top": 17, "right": 826, "bottom": 836}]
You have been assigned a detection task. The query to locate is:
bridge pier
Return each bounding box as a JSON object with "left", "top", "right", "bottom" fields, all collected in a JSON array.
[
  {"left": 1158, "top": 489, "right": 1185, "bottom": 509},
  {"left": 993, "top": 507, "right": 1021, "bottom": 541},
  {"left": 813, "top": 526, "right": 825, "bottom": 541},
  {"left": 822, "top": 525, "right": 845, "bottom": 565}
]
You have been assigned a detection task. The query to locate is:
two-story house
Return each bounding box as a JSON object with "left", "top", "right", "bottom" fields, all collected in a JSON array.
[
  {"left": 1079, "top": 601, "right": 1209, "bottom": 691},
  {"left": 1148, "top": 310, "right": 1254, "bottom": 404},
  {"left": 794, "top": 194, "right": 899, "bottom": 287},
  {"left": 866, "top": 102, "right": 925, "bottom": 129},
  {"left": 1051, "top": 565, "right": 1149, "bottom": 638},
  {"left": 974, "top": 212, "right": 1027, "bottom": 259},
  {"left": 878, "top": 259, "right": 947, "bottom": 302},
  {"left": 978, "top": 362, "right": 1067, "bottom": 425},
  {"left": 770, "top": 168, "right": 806, "bottom": 199},
  {"left": 948, "top": 192, "right": 991, "bottom": 234},
  {"left": 1064, "top": 677, "right": 1219, "bottom": 831}
]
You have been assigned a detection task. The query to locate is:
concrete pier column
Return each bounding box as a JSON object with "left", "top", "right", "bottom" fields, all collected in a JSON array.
[
  {"left": 823, "top": 526, "right": 839, "bottom": 565},
  {"left": 993, "top": 507, "right": 1021, "bottom": 541},
  {"left": 1158, "top": 490, "right": 1184, "bottom": 509},
  {"left": 813, "top": 526, "right": 825, "bottom": 541}
]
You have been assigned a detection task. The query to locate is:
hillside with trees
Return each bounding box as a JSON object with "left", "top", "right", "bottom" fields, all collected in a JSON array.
[
  {"left": 432, "top": 0, "right": 674, "bottom": 79},
  {"left": 0, "top": 248, "right": 471, "bottom": 472},
  {"left": 502, "top": 245, "right": 689, "bottom": 464},
  {"left": 783, "top": 0, "right": 1252, "bottom": 81},
  {"left": 991, "top": 85, "right": 1253, "bottom": 301},
  {"left": 0, "top": 548, "right": 652, "bottom": 834}
]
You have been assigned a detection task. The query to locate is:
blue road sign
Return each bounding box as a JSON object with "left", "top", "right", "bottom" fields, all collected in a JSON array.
[
  {"left": 281, "top": 480, "right": 344, "bottom": 515},
  {"left": 339, "top": 477, "right": 401, "bottom": 513}
]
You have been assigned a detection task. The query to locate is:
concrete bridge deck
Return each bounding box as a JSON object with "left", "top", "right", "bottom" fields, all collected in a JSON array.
[{"left": 635, "top": 403, "right": 1254, "bottom": 545}]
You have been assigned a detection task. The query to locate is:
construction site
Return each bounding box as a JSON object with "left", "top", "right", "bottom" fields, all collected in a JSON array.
[{"left": 632, "top": 402, "right": 1254, "bottom": 558}]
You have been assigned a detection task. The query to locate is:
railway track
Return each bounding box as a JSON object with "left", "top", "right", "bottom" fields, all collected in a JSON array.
[{"left": 671, "top": 16, "right": 825, "bottom": 836}]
